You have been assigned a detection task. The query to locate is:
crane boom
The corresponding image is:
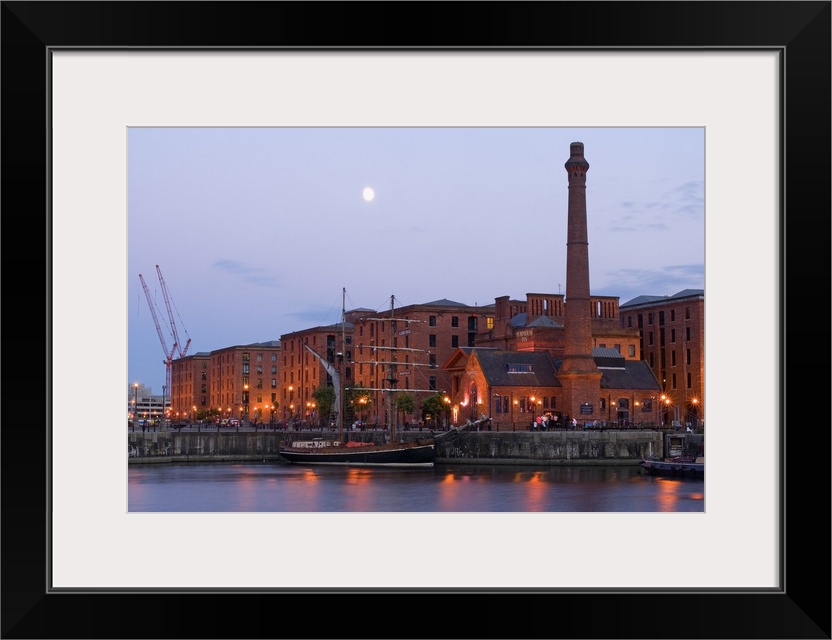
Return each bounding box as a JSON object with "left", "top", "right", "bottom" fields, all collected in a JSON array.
[
  {"left": 139, "top": 273, "right": 176, "bottom": 394},
  {"left": 139, "top": 273, "right": 175, "bottom": 360},
  {"left": 156, "top": 264, "right": 191, "bottom": 357}
]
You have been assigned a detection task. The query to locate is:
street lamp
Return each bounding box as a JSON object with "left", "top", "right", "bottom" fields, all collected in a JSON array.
[
  {"left": 688, "top": 397, "right": 699, "bottom": 428},
  {"left": 443, "top": 396, "right": 450, "bottom": 430},
  {"left": 132, "top": 383, "right": 139, "bottom": 432},
  {"left": 358, "top": 397, "right": 368, "bottom": 428},
  {"left": 243, "top": 384, "right": 250, "bottom": 424},
  {"left": 659, "top": 394, "right": 666, "bottom": 427},
  {"left": 161, "top": 384, "right": 166, "bottom": 429},
  {"left": 530, "top": 396, "right": 536, "bottom": 429}
]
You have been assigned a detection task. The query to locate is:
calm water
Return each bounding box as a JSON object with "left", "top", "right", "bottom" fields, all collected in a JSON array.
[{"left": 128, "top": 462, "right": 704, "bottom": 512}]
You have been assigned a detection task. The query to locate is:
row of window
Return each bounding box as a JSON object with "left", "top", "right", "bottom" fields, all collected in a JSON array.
[
  {"left": 626, "top": 306, "right": 694, "bottom": 328},
  {"left": 646, "top": 327, "right": 694, "bottom": 346},
  {"left": 240, "top": 364, "right": 278, "bottom": 375},
  {"left": 239, "top": 352, "right": 278, "bottom": 362},
  {"left": 495, "top": 396, "right": 559, "bottom": 413},
  {"left": 648, "top": 348, "right": 695, "bottom": 367}
]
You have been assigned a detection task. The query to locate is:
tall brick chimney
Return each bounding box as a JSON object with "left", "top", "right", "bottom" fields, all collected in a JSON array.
[{"left": 558, "top": 142, "right": 601, "bottom": 421}]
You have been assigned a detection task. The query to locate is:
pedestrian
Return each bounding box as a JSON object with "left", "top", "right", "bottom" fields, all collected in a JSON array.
[{"left": 571, "top": 417, "right": 577, "bottom": 429}]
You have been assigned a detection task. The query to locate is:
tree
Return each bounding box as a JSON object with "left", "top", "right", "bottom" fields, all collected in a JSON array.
[
  {"left": 312, "top": 385, "right": 336, "bottom": 426},
  {"left": 346, "top": 383, "right": 373, "bottom": 424},
  {"left": 421, "top": 392, "right": 447, "bottom": 428},
  {"left": 395, "top": 393, "right": 415, "bottom": 426}
]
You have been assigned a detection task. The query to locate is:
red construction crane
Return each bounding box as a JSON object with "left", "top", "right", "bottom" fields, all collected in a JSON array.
[
  {"left": 156, "top": 264, "right": 191, "bottom": 358},
  {"left": 139, "top": 273, "right": 177, "bottom": 394}
]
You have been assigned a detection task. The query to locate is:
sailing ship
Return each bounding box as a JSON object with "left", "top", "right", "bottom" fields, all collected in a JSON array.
[{"left": 278, "top": 289, "right": 438, "bottom": 467}]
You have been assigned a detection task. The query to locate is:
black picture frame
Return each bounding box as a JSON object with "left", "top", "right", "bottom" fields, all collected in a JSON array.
[{"left": 2, "top": 2, "right": 829, "bottom": 638}]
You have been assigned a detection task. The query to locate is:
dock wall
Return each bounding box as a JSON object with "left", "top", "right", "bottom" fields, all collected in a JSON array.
[{"left": 128, "top": 429, "right": 678, "bottom": 466}]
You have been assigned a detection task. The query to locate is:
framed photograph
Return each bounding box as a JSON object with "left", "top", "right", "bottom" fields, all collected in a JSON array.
[{"left": 4, "top": 2, "right": 829, "bottom": 638}]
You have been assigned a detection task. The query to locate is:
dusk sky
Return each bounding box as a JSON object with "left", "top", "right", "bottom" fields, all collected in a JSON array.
[{"left": 128, "top": 127, "right": 704, "bottom": 393}]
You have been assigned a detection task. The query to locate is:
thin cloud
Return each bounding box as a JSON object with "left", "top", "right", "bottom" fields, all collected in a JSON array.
[
  {"left": 595, "top": 263, "right": 704, "bottom": 302},
  {"left": 213, "top": 260, "right": 281, "bottom": 288}
]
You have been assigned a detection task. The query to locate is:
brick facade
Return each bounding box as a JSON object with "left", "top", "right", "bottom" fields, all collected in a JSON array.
[
  {"left": 619, "top": 290, "right": 705, "bottom": 426},
  {"left": 170, "top": 342, "right": 281, "bottom": 424}
]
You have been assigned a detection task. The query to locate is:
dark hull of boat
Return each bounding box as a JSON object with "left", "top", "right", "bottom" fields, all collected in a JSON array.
[
  {"left": 279, "top": 442, "right": 435, "bottom": 467},
  {"left": 640, "top": 459, "right": 704, "bottom": 478}
]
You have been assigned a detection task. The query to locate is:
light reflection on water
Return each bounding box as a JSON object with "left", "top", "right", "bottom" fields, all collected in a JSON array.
[{"left": 128, "top": 463, "right": 704, "bottom": 513}]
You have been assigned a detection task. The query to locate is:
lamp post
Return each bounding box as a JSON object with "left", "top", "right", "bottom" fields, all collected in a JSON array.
[
  {"left": 443, "top": 396, "right": 450, "bottom": 430},
  {"left": 683, "top": 397, "right": 699, "bottom": 429},
  {"left": 659, "top": 394, "right": 666, "bottom": 427},
  {"left": 529, "top": 396, "right": 536, "bottom": 430},
  {"left": 358, "top": 397, "right": 367, "bottom": 429},
  {"left": 132, "top": 383, "right": 139, "bottom": 432},
  {"left": 162, "top": 384, "right": 166, "bottom": 429},
  {"left": 243, "top": 384, "right": 250, "bottom": 425}
]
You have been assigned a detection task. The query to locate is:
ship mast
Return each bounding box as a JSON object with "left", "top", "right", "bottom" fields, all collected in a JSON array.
[
  {"left": 339, "top": 287, "right": 346, "bottom": 443},
  {"left": 386, "top": 295, "right": 398, "bottom": 440},
  {"left": 302, "top": 289, "right": 348, "bottom": 442}
]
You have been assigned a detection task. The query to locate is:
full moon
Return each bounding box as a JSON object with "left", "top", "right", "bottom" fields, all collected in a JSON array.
[{"left": 362, "top": 187, "right": 375, "bottom": 202}]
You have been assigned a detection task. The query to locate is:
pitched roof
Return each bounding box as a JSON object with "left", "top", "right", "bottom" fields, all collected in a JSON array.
[
  {"left": 507, "top": 313, "right": 564, "bottom": 329},
  {"left": 420, "top": 298, "right": 469, "bottom": 307},
  {"left": 599, "top": 360, "right": 661, "bottom": 391},
  {"left": 473, "top": 350, "right": 561, "bottom": 387},
  {"left": 620, "top": 289, "right": 704, "bottom": 308},
  {"left": 248, "top": 340, "right": 281, "bottom": 348},
  {"left": 509, "top": 313, "right": 528, "bottom": 328},
  {"left": 593, "top": 347, "right": 623, "bottom": 359},
  {"left": 527, "top": 315, "right": 562, "bottom": 328},
  {"left": 592, "top": 347, "right": 626, "bottom": 368}
]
